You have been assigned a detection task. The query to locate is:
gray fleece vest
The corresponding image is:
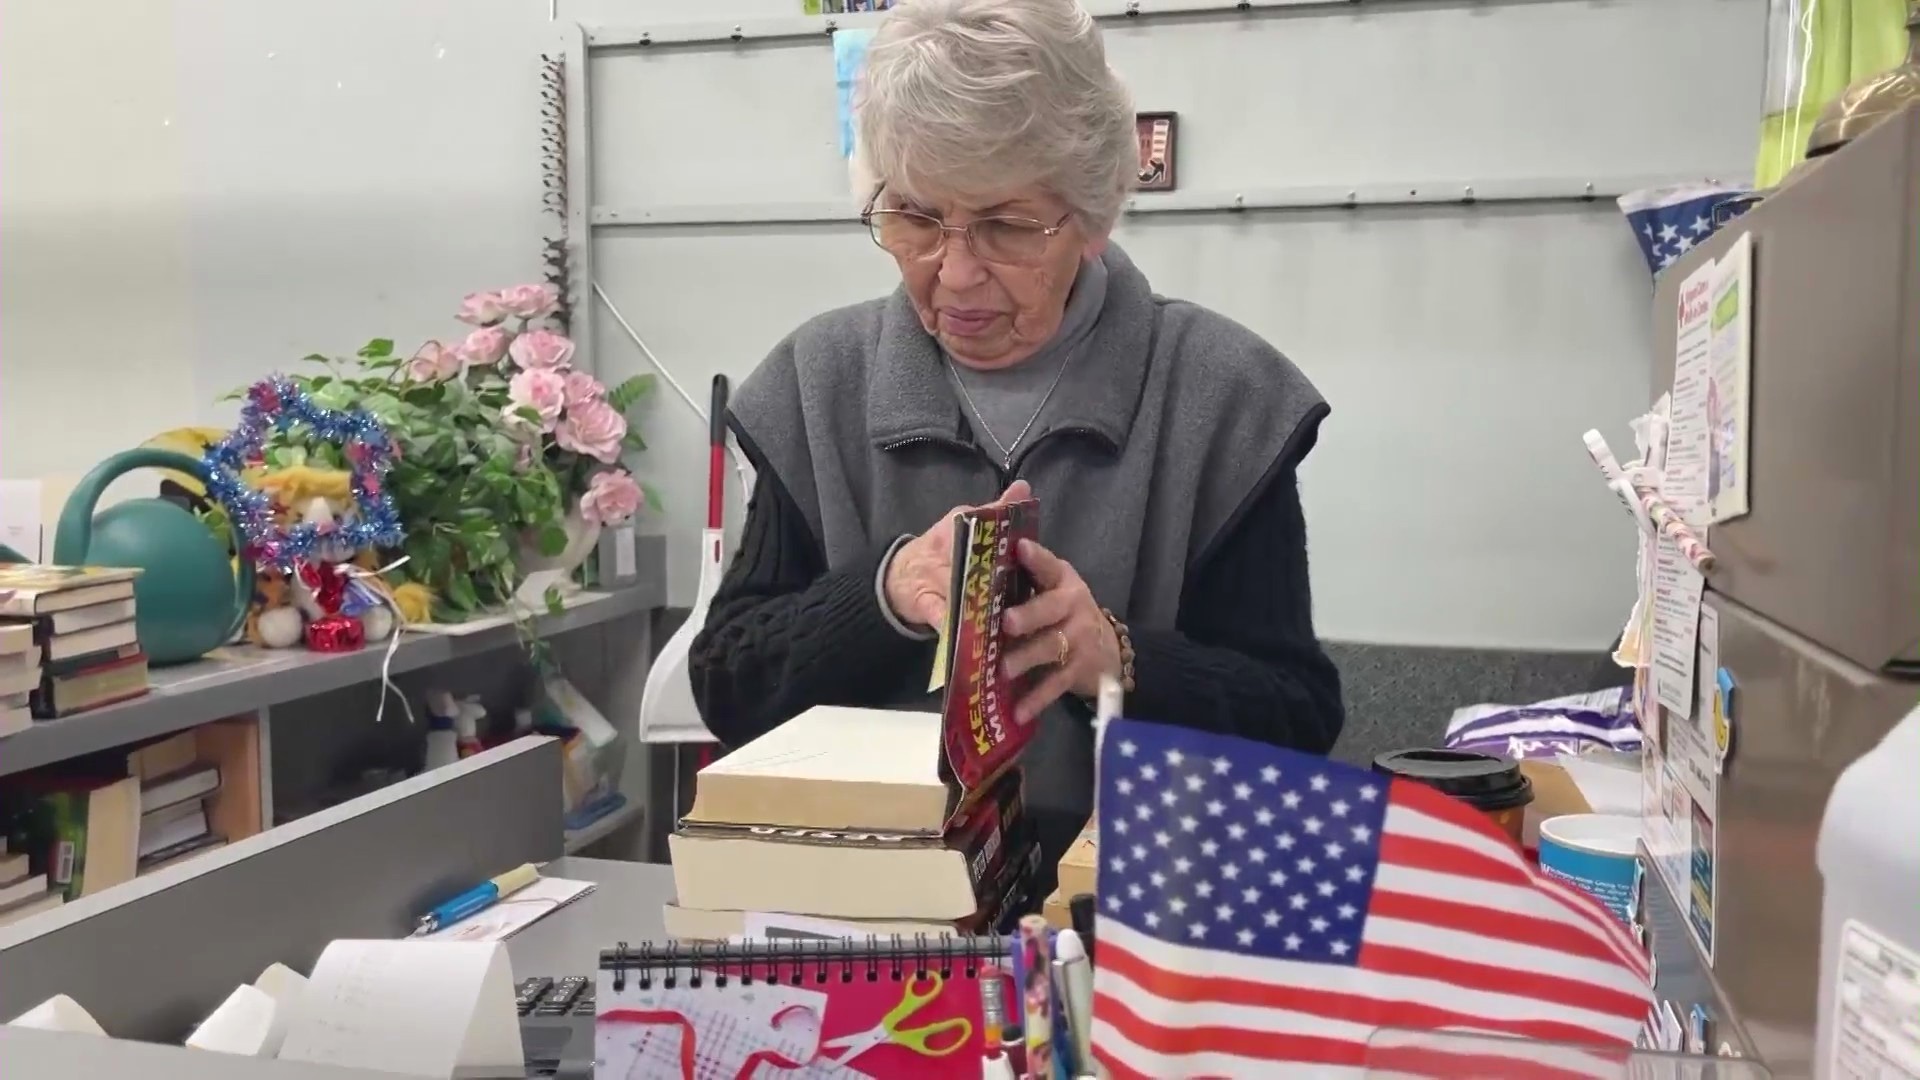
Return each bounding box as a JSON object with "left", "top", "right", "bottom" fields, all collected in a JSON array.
[{"left": 730, "top": 244, "right": 1324, "bottom": 825}]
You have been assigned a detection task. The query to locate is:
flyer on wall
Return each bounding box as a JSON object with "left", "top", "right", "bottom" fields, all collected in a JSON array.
[{"left": 1706, "top": 233, "right": 1754, "bottom": 523}]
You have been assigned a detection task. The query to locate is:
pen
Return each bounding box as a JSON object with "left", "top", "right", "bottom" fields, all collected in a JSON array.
[
  {"left": 1055, "top": 929, "right": 1094, "bottom": 1069},
  {"left": 414, "top": 863, "right": 540, "bottom": 933},
  {"left": 1068, "top": 894, "right": 1096, "bottom": 965},
  {"left": 1018, "top": 916, "right": 1054, "bottom": 1079}
]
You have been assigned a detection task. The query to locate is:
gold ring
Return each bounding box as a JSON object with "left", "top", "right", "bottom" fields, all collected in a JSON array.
[{"left": 1055, "top": 629, "right": 1071, "bottom": 667}]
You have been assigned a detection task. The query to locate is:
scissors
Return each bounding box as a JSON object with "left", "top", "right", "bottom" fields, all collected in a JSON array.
[{"left": 822, "top": 973, "right": 974, "bottom": 1066}]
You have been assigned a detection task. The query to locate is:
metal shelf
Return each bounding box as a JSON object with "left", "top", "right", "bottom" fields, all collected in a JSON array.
[
  {"left": 563, "top": 799, "right": 645, "bottom": 854},
  {"left": 0, "top": 535, "right": 666, "bottom": 777},
  {"left": 584, "top": 0, "right": 1565, "bottom": 50}
]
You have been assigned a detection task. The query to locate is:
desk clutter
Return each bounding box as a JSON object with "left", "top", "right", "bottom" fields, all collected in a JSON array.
[{"left": 0, "top": 564, "right": 150, "bottom": 735}]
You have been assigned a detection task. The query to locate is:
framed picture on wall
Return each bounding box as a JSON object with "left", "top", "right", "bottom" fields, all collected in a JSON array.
[{"left": 1134, "top": 112, "right": 1178, "bottom": 192}]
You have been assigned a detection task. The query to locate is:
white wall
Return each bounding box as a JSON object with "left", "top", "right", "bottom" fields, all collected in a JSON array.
[
  {"left": 0, "top": 0, "right": 1767, "bottom": 652},
  {"left": 580, "top": 0, "right": 1767, "bottom": 648}
]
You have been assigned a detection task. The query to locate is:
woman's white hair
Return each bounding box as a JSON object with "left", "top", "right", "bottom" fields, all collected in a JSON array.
[{"left": 855, "top": 0, "right": 1137, "bottom": 232}]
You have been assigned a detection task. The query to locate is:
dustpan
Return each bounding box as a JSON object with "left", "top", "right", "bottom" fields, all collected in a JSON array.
[{"left": 638, "top": 375, "right": 731, "bottom": 746}]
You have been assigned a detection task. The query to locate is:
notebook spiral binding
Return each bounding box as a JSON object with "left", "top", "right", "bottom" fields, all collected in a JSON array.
[
  {"left": 599, "top": 934, "right": 1008, "bottom": 992},
  {"left": 537, "top": 52, "right": 573, "bottom": 335}
]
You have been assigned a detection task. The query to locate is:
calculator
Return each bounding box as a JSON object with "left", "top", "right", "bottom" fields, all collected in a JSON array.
[{"left": 515, "top": 976, "right": 596, "bottom": 1079}]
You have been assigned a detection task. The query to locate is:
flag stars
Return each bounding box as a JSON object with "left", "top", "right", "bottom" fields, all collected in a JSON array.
[
  {"left": 1119, "top": 739, "right": 1137, "bottom": 757},
  {"left": 1131, "top": 844, "right": 1147, "bottom": 861},
  {"left": 1221, "top": 863, "right": 1241, "bottom": 881},
  {"left": 1143, "top": 911, "right": 1160, "bottom": 928},
  {"left": 1259, "top": 765, "right": 1280, "bottom": 783},
  {"left": 1262, "top": 909, "right": 1282, "bottom": 927},
  {"left": 1281, "top": 790, "right": 1303, "bottom": 810},
  {"left": 1135, "top": 804, "right": 1153, "bottom": 821},
  {"left": 1276, "top": 834, "right": 1296, "bottom": 851},
  {"left": 1195, "top": 880, "right": 1214, "bottom": 899},
  {"left": 1268, "top": 869, "right": 1288, "bottom": 887},
  {"left": 1345, "top": 866, "right": 1365, "bottom": 883},
  {"left": 1184, "top": 774, "right": 1206, "bottom": 793},
  {"left": 1309, "top": 775, "right": 1330, "bottom": 793},
  {"left": 1241, "top": 886, "right": 1261, "bottom": 904},
  {"left": 1690, "top": 214, "right": 1711, "bottom": 235},
  {"left": 1359, "top": 784, "right": 1379, "bottom": 802},
  {"left": 1109, "top": 857, "right": 1127, "bottom": 873},
  {"left": 1284, "top": 933, "right": 1303, "bottom": 952},
  {"left": 1309, "top": 916, "right": 1329, "bottom": 933},
  {"left": 1336, "top": 903, "right": 1357, "bottom": 920},
  {"left": 1165, "top": 749, "right": 1185, "bottom": 767},
  {"left": 1329, "top": 799, "right": 1350, "bottom": 818},
  {"left": 1232, "top": 782, "right": 1253, "bottom": 801},
  {"left": 1254, "top": 808, "right": 1275, "bottom": 827},
  {"left": 1296, "top": 856, "right": 1317, "bottom": 874},
  {"left": 1150, "top": 871, "right": 1167, "bottom": 888},
  {"left": 1248, "top": 848, "right": 1267, "bottom": 864},
  {"left": 1128, "top": 883, "right": 1145, "bottom": 900},
  {"left": 1212, "top": 757, "right": 1232, "bottom": 775},
  {"left": 1324, "top": 842, "right": 1345, "bottom": 860},
  {"left": 1236, "top": 928, "right": 1255, "bottom": 947},
  {"left": 1116, "top": 778, "right": 1134, "bottom": 796},
  {"left": 1303, "top": 816, "right": 1324, "bottom": 836},
  {"left": 1214, "top": 903, "right": 1235, "bottom": 923},
  {"left": 1140, "top": 764, "right": 1159, "bottom": 781},
  {"left": 1173, "top": 857, "right": 1193, "bottom": 875},
  {"left": 1188, "top": 922, "right": 1208, "bottom": 940},
  {"left": 1200, "top": 840, "right": 1220, "bottom": 858},
  {"left": 1160, "top": 790, "right": 1178, "bottom": 807},
  {"left": 1330, "top": 940, "right": 1351, "bottom": 957},
  {"left": 1180, "top": 815, "right": 1199, "bottom": 833},
  {"left": 1316, "top": 880, "right": 1336, "bottom": 898},
  {"left": 1227, "top": 823, "right": 1247, "bottom": 842},
  {"left": 1658, "top": 222, "right": 1679, "bottom": 242},
  {"left": 1169, "top": 897, "right": 1188, "bottom": 915},
  {"left": 1106, "top": 895, "right": 1124, "bottom": 912},
  {"left": 1154, "top": 831, "right": 1171, "bottom": 848},
  {"left": 1205, "top": 799, "right": 1226, "bottom": 817},
  {"left": 1289, "top": 893, "right": 1308, "bottom": 911},
  {"left": 1111, "top": 819, "right": 1129, "bottom": 836},
  {"left": 1350, "top": 824, "right": 1373, "bottom": 843}
]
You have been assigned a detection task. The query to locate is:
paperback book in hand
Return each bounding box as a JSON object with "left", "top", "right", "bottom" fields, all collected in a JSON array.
[{"left": 929, "top": 498, "right": 1041, "bottom": 816}]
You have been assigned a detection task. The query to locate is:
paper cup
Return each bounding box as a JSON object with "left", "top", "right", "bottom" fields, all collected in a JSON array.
[{"left": 1538, "top": 813, "right": 1640, "bottom": 923}]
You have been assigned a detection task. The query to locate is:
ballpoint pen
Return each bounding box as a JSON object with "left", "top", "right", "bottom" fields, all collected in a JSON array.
[{"left": 414, "top": 862, "right": 540, "bottom": 934}]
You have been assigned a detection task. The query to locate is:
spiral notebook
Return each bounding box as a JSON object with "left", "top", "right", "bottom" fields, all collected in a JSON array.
[{"left": 595, "top": 936, "right": 1009, "bottom": 1080}]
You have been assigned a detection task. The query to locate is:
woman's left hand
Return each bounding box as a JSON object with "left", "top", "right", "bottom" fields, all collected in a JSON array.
[{"left": 1001, "top": 539, "right": 1122, "bottom": 723}]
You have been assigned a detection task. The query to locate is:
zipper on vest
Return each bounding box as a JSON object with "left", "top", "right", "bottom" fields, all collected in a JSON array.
[{"left": 1006, "top": 424, "right": 1114, "bottom": 479}]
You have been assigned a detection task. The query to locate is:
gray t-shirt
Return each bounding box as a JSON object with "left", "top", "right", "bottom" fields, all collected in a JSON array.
[{"left": 947, "top": 256, "right": 1110, "bottom": 466}]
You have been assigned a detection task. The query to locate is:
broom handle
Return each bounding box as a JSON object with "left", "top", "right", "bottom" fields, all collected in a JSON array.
[{"left": 708, "top": 375, "right": 730, "bottom": 531}]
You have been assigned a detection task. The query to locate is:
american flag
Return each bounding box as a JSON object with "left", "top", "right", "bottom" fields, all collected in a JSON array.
[
  {"left": 1091, "top": 718, "right": 1654, "bottom": 1079},
  {"left": 1616, "top": 183, "right": 1755, "bottom": 275}
]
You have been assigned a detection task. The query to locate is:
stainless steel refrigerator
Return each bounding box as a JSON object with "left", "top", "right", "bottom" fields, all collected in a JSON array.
[{"left": 1641, "top": 102, "right": 1920, "bottom": 1075}]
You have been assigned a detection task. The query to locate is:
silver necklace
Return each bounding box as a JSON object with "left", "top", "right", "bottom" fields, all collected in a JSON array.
[{"left": 946, "top": 353, "right": 1076, "bottom": 469}]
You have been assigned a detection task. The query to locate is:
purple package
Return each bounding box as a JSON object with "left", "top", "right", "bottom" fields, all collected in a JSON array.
[{"left": 1443, "top": 686, "right": 1641, "bottom": 760}]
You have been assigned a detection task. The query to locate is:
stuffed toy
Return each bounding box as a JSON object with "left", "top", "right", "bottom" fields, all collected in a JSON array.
[{"left": 245, "top": 465, "right": 432, "bottom": 646}]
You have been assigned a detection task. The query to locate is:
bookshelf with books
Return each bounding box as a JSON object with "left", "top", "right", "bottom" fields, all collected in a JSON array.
[{"left": 0, "top": 564, "right": 152, "bottom": 725}]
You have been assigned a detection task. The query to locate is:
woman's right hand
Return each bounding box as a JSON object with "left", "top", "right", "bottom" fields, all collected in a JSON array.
[{"left": 884, "top": 479, "right": 1032, "bottom": 630}]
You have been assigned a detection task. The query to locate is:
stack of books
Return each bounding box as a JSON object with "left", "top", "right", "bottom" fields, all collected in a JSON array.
[
  {"left": 664, "top": 706, "right": 1039, "bottom": 940},
  {"left": 0, "top": 836, "right": 63, "bottom": 927},
  {"left": 137, "top": 759, "right": 227, "bottom": 874},
  {"left": 0, "top": 624, "right": 35, "bottom": 737},
  {"left": 0, "top": 564, "right": 149, "bottom": 720},
  {"left": 4, "top": 767, "right": 140, "bottom": 901}
]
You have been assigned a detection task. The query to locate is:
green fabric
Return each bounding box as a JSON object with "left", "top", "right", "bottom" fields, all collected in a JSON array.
[{"left": 1757, "top": 0, "right": 1910, "bottom": 187}]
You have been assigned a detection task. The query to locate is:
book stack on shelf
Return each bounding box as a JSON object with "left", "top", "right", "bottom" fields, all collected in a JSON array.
[
  {"left": 0, "top": 564, "right": 149, "bottom": 723},
  {"left": 0, "top": 624, "right": 35, "bottom": 738},
  {"left": 664, "top": 706, "right": 1039, "bottom": 940},
  {"left": 0, "top": 836, "right": 63, "bottom": 927},
  {"left": 1, "top": 721, "right": 263, "bottom": 903}
]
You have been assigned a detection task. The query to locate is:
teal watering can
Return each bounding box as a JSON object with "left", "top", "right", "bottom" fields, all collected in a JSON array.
[{"left": 0, "top": 449, "right": 252, "bottom": 666}]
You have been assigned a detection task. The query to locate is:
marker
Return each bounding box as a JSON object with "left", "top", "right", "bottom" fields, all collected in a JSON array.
[{"left": 414, "top": 863, "right": 540, "bottom": 933}]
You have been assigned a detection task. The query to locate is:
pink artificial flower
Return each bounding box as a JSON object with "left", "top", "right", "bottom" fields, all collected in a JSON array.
[
  {"left": 579, "top": 469, "right": 643, "bottom": 526},
  {"left": 507, "top": 328, "right": 575, "bottom": 371},
  {"left": 498, "top": 283, "right": 560, "bottom": 320},
  {"left": 457, "top": 326, "right": 511, "bottom": 367},
  {"left": 555, "top": 398, "right": 627, "bottom": 463},
  {"left": 405, "top": 341, "right": 462, "bottom": 383},
  {"left": 508, "top": 368, "right": 568, "bottom": 430},
  {"left": 455, "top": 290, "right": 508, "bottom": 326},
  {"left": 563, "top": 370, "right": 605, "bottom": 408}
]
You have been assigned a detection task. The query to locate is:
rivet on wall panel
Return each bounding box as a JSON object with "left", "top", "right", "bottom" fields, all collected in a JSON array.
[
  {"left": 640, "top": 32, "right": 652, "bottom": 46},
  {"left": 825, "top": 19, "right": 838, "bottom": 35},
  {"left": 1345, "top": 190, "right": 1358, "bottom": 208},
  {"left": 731, "top": 24, "right": 745, "bottom": 42},
  {"left": 1462, "top": 185, "right": 1476, "bottom": 204},
  {"left": 1583, "top": 181, "right": 1596, "bottom": 201},
  {"left": 1126, "top": 1, "right": 1141, "bottom": 16}
]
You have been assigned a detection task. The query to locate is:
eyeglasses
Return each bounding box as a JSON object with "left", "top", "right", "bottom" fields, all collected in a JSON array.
[{"left": 861, "top": 196, "right": 1073, "bottom": 266}]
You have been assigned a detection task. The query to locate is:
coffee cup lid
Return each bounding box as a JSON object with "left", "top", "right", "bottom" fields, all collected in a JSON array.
[{"left": 1372, "top": 748, "right": 1533, "bottom": 811}]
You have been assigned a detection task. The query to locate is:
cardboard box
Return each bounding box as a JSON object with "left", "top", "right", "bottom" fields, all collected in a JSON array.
[
  {"left": 1518, "top": 753, "right": 1640, "bottom": 848},
  {"left": 1056, "top": 826, "right": 1095, "bottom": 899}
]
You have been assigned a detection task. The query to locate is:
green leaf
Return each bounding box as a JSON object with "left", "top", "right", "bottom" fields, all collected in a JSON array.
[
  {"left": 357, "top": 338, "right": 395, "bottom": 359},
  {"left": 643, "top": 483, "right": 664, "bottom": 513},
  {"left": 544, "top": 585, "right": 565, "bottom": 616},
  {"left": 607, "top": 374, "right": 657, "bottom": 415},
  {"left": 445, "top": 571, "right": 482, "bottom": 613},
  {"left": 301, "top": 353, "right": 333, "bottom": 364},
  {"left": 621, "top": 431, "right": 647, "bottom": 452},
  {"left": 535, "top": 523, "right": 568, "bottom": 557},
  {"left": 513, "top": 406, "right": 543, "bottom": 426}
]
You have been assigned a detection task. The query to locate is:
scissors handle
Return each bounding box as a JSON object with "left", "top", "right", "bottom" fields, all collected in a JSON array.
[{"left": 895, "top": 1015, "right": 973, "bottom": 1057}]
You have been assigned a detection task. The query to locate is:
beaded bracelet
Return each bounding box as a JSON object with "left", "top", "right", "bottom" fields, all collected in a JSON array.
[{"left": 1101, "top": 607, "right": 1137, "bottom": 693}]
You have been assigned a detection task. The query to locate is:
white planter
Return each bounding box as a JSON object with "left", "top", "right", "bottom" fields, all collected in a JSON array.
[{"left": 515, "top": 507, "right": 601, "bottom": 607}]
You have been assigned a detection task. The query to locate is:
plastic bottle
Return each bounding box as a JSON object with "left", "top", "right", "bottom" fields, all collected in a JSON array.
[
  {"left": 423, "top": 691, "right": 460, "bottom": 771},
  {"left": 1813, "top": 702, "right": 1920, "bottom": 1076}
]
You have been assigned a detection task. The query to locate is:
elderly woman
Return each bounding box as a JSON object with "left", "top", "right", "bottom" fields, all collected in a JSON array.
[{"left": 690, "top": 0, "right": 1343, "bottom": 880}]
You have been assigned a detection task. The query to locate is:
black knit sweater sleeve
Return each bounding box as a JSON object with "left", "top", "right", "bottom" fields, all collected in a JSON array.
[
  {"left": 688, "top": 472, "right": 934, "bottom": 748},
  {"left": 1124, "top": 464, "right": 1345, "bottom": 754}
]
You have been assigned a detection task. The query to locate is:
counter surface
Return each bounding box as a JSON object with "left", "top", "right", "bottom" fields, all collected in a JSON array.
[{"left": 507, "top": 856, "right": 675, "bottom": 977}]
